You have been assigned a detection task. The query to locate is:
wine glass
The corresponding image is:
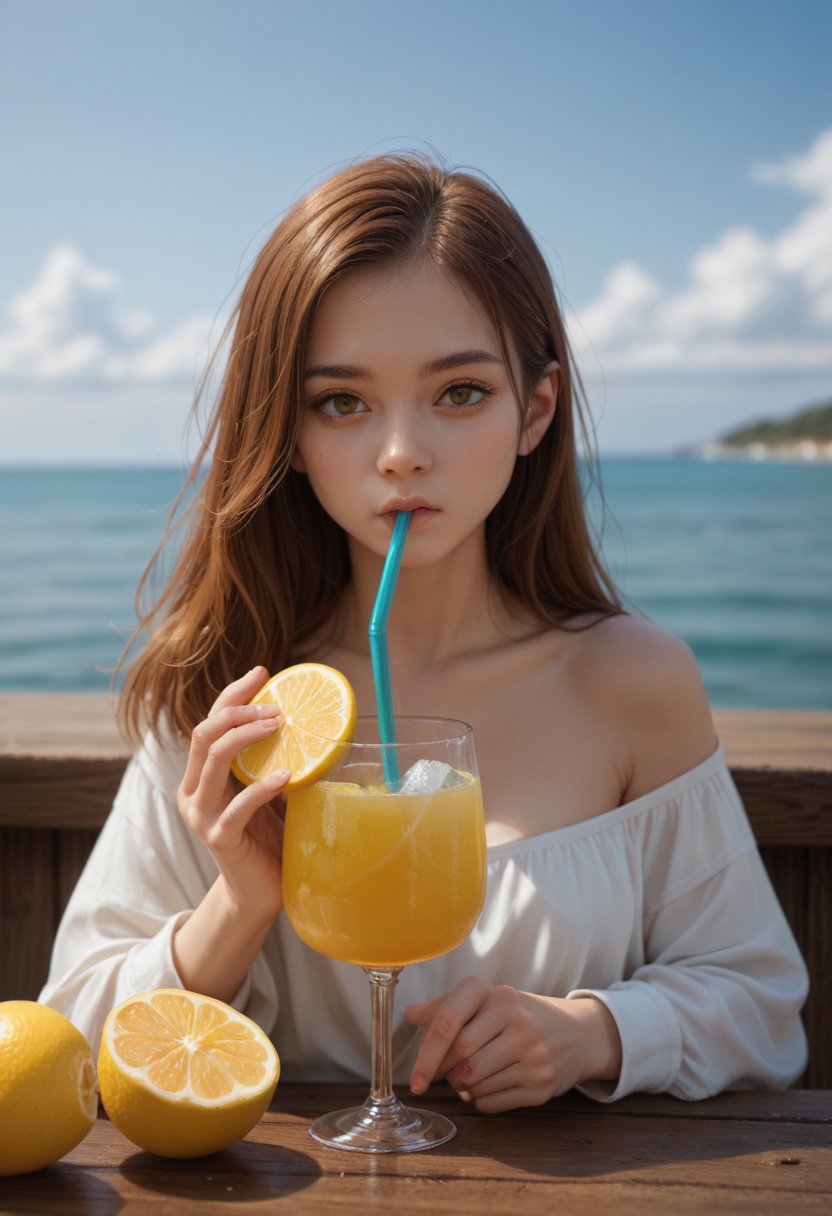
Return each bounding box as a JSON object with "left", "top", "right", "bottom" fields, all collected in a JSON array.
[{"left": 283, "top": 716, "right": 486, "bottom": 1153}]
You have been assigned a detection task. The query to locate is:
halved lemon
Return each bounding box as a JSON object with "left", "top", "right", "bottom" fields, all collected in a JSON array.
[
  {"left": 97, "top": 989, "right": 279, "bottom": 1158},
  {"left": 231, "top": 663, "right": 356, "bottom": 791}
]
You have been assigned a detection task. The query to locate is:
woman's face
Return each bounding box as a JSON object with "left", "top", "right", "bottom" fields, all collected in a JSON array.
[{"left": 293, "top": 258, "right": 555, "bottom": 568}]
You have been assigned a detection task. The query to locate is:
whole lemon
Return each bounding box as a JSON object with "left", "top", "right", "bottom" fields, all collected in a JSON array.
[
  {"left": 0, "top": 1001, "right": 97, "bottom": 1176},
  {"left": 97, "top": 989, "right": 280, "bottom": 1158}
]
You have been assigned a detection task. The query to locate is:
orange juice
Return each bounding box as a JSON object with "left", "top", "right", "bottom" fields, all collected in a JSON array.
[{"left": 283, "top": 773, "right": 486, "bottom": 967}]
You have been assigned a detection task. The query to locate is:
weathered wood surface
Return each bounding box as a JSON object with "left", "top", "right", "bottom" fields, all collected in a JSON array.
[
  {"left": 1, "top": 697, "right": 830, "bottom": 838},
  {"left": 1, "top": 697, "right": 831, "bottom": 1086},
  {"left": 0, "top": 693, "right": 128, "bottom": 829},
  {"left": 3, "top": 1086, "right": 831, "bottom": 1215},
  {"left": 719, "top": 709, "right": 832, "bottom": 845}
]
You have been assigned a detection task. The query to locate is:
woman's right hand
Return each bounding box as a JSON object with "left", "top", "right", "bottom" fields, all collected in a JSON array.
[{"left": 177, "top": 666, "right": 288, "bottom": 923}]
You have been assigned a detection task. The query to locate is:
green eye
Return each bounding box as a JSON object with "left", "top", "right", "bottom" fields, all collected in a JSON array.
[{"left": 333, "top": 394, "right": 359, "bottom": 415}]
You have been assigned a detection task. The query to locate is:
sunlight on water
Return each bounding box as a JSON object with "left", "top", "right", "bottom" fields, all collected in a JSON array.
[{"left": 0, "top": 460, "right": 830, "bottom": 707}]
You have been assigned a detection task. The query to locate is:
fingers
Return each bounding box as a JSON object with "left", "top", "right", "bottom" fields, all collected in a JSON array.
[
  {"left": 183, "top": 664, "right": 272, "bottom": 791},
  {"left": 448, "top": 1036, "right": 555, "bottom": 1102},
  {"left": 209, "top": 665, "right": 270, "bottom": 714},
  {"left": 199, "top": 707, "right": 282, "bottom": 799},
  {"left": 181, "top": 700, "right": 281, "bottom": 798},
  {"left": 446, "top": 1029, "right": 527, "bottom": 1093},
  {"left": 408, "top": 983, "right": 564, "bottom": 1114},
  {"left": 408, "top": 978, "right": 498, "bottom": 1095},
  {"left": 404, "top": 997, "right": 442, "bottom": 1027},
  {"left": 469, "top": 1085, "right": 545, "bottom": 1115},
  {"left": 204, "top": 770, "right": 291, "bottom": 854},
  {"left": 185, "top": 712, "right": 283, "bottom": 832},
  {"left": 406, "top": 997, "right": 470, "bottom": 1074}
]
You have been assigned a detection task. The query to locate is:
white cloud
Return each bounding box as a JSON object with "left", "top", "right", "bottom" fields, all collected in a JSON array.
[
  {"left": 2, "top": 132, "right": 831, "bottom": 461},
  {"left": 0, "top": 245, "right": 216, "bottom": 385},
  {"left": 751, "top": 128, "right": 832, "bottom": 196},
  {"left": 571, "top": 128, "right": 832, "bottom": 374},
  {"left": 574, "top": 262, "right": 661, "bottom": 348}
]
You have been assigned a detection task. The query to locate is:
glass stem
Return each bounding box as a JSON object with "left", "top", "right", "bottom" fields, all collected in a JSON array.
[{"left": 365, "top": 967, "right": 402, "bottom": 1104}]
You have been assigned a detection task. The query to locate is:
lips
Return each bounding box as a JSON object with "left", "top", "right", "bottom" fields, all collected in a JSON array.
[
  {"left": 379, "top": 498, "right": 436, "bottom": 515},
  {"left": 378, "top": 499, "right": 439, "bottom": 528}
]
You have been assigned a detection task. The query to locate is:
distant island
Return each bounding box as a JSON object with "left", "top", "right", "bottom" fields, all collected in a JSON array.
[{"left": 690, "top": 399, "right": 832, "bottom": 462}]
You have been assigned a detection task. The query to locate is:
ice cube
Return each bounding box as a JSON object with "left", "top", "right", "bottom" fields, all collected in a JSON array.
[{"left": 399, "top": 759, "right": 465, "bottom": 793}]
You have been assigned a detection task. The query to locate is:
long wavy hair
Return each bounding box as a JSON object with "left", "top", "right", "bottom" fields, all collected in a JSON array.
[{"left": 118, "top": 151, "right": 623, "bottom": 744}]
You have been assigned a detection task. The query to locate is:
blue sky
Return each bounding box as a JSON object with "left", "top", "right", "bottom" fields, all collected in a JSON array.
[{"left": 1, "top": 0, "right": 831, "bottom": 462}]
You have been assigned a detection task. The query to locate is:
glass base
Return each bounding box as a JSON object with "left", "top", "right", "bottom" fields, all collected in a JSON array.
[{"left": 308, "top": 1093, "right": 457, "bottom": 1153}]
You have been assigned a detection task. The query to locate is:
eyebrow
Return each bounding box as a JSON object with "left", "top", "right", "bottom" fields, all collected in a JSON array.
[{"left": 304, "top": 349, "right": 504, "bottom": 381}]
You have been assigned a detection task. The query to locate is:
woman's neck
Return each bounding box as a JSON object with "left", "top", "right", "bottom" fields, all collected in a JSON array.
[{"left": 340, "top": 530, "right": 528, "bottom": 677}]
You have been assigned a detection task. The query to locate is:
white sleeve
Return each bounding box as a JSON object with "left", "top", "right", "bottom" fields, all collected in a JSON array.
[
  {"left": 568, "top": 844, "right": 809, "bottom": 1101},
  {"left": 38, "top": 742, "right": 279, "bottom": 1053}
]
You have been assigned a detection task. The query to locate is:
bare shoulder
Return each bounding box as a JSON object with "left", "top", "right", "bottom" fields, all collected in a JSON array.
[
  {"left": 566, "top": 613, "right": 705, "bottom": 700},
  {"left": 565, "top": 613, "right": 719, "bottom": 800}
]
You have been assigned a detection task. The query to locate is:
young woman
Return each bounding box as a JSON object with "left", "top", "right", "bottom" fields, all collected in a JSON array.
[{"left": 41, "top": 152, "right": 808, "bottom": 1111}]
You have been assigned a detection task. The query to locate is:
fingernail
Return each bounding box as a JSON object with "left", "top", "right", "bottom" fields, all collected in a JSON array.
[
  {"left": 263, "top": 769, "right": 290, "bottom": 788},
  {"left": 255, "top": 703, "right": 281, "bottom": 715},
  {"left": 410, "top": 1074, "right": 427, "bottom": 1095}
]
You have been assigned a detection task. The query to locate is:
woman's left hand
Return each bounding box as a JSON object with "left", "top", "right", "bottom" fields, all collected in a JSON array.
[{"left": 404, "top": 977, "right": 622, "bottom": 1113}]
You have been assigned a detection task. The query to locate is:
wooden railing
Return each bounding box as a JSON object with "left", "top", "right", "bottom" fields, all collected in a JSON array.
[{"left": 1, "top": 695, "right": 830, "bottom": 1085}]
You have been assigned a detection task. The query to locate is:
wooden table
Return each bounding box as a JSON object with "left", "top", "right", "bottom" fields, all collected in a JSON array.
[{"left": 3, "top": 1085, "right": 831, "bottom": 1214}]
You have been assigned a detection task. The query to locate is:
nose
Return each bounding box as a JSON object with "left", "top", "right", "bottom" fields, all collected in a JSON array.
[{"left": 375, "top": 415, "right": 433, "bottom": 478}]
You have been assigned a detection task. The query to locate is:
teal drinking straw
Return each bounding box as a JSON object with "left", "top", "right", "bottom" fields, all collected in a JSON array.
[{"left": 369, "top": 510, "right": 412, "bottom": 788}]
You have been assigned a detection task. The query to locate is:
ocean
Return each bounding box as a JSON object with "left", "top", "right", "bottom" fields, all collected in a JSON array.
[{"left": 0, "top": 459, "right": 829, "bottom": 708}]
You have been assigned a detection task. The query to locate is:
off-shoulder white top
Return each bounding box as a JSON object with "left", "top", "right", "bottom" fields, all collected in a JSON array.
[{"left": 40, "top": 732, "right": 808, "bottom": 1101}]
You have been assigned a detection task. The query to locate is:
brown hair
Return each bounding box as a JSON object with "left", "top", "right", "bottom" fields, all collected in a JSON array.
[{"left": 118, "top": 151, "right": 623, "bottom": 744}]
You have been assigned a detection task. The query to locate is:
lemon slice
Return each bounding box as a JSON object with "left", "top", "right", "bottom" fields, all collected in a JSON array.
[
  {"left": 231, "top": 663, "right": 357, "bottom": 791},
  {"left": 97, "top": 989, "right": 280, "bottom": 1158}
]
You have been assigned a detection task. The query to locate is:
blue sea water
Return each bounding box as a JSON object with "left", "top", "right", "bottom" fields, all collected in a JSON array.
[{"left": 0, "top": 459, "right": 829, "bottom": 708}]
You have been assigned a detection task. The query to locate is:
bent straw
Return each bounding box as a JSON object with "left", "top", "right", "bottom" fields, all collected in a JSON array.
[{"left": 369, "top": 510, "right": 412, "bottom": 788}]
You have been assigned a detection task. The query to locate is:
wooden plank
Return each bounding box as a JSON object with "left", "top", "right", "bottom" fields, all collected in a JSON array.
[
  {"left": 5, "top": 754, "right": 826, "bottom": 843},
  {"left": 0, "top": 698, "right": 829, "bottom": 769},
  {"left": 714, "top": 710, "right": 832, "bottom": 770},
  {"left": 2, "top": 1089, "right": 830, "bottom": 1215},
  {"left": 0, "top": 693, "right": 129, "bottom": 829},
  {"left": 732, "top": 770, "right": 832, "bottom": 845},
  {"left": 805, "top": 849, "right": 832, "bottom": 1091},
  {"left": 1, "top": 696, "right": 831, "bottom": 837},
  {"left": 0, "top": 692, "right": 126, "bottom": 759},
  {"left": 0, "top": 828, "right": 55, "bottom": 1002},
  {"left": 0, "top": 756, "right": 129, "bottom": 829},
  {"left": 272, "top": 1083, "right": 832, "bottom": 1122},
  {"left": 759, "top": 845, "right": 809, "bottom": 957},
  {"left": 758, "top": 845, "right": 813, "bottom": 1087},
  {"left": 5, "top": 1169, "right": 830, "bottom": 1216},
  {"left": 586, "top": 1088, "right": 832, "bottom": 1122},
  {"left": 0, "top": 828, "right": 101, "bottom": 1002}
]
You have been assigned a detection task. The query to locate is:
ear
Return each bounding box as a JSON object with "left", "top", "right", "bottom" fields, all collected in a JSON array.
[
  {"left": 290, "top": 447, "right": 307, "bottom": 474},
  {"left": 518, "top": 361, "right": 559, "bottom": 456}
]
